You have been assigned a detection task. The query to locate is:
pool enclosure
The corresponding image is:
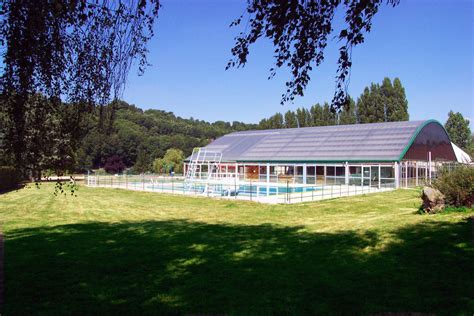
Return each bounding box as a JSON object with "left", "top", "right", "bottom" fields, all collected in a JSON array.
[
  {"left": 182, "top": 120, "right": 458, "bottom": 201},
  {"left": 87, "top": 119, "right": 462, "bottom": 203}
]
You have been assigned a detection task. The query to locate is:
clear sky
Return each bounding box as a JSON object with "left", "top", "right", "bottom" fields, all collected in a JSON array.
[{"left": 123, "top": 0, "right": 474, "bottom": 128}]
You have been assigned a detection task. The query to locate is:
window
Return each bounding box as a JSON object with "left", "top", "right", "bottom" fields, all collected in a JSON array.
[{"left": 336, "top": 166, "right": 345, "bottom": 177}]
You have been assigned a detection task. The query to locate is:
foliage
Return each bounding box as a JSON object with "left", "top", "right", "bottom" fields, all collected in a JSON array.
[
  {"left": 444, "top": 111, "right": 472, "bottom": 150},
  {"left": 152, "top": 158, "right": 166, "bottom": 174},
  {"left": 1, "top": 185, "right": 473, "bottom": 314},
  {"left": 257, "top": 78, "right": 408, "bottom": 129},
  {"left": 0, "top": 0, "right": 160, "bottom": 173},
  {"left": 357, "top": 77, "right": 409, "bottom": 123},
  {"left": 78, "top": 100, "right": 256, "bottom": 171},
  {"left": 0, "top": 165, "right": 20, "bottom": 191},
  {"left": 153, "top": 148, "right": 185, "bottom": 174},
  {"left": 227, "top": 0, "right": 400, "bottom": 108},
  {"left": 433, "top": 166, "right": 474, "bottom": 207},
  {"left": 132, "top": 148, "right": 151, "bottom": 174},
  {"left": 103, "top": 155, "right": 126, "bottom": 174}
]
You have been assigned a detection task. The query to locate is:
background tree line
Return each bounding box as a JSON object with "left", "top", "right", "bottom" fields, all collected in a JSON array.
[
  {"left": 258, "top": 77, "right": 409, "bottom": 129},
  {"left": 1, "top": 77, "right": 472, "bottom": 177},
  {"left": 76, "top": 100, "right": 257, "bottom": 173}
]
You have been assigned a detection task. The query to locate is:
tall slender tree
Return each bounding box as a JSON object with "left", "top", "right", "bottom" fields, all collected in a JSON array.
[
  {"left": 390, "top": 78, "right": 409, "bottom": 121},
  {"left": 339, "top": 96, "right": 357, "bottom": 125},
  {"left": 357, "top": 78, "right": 408, "bottom": 123},
  {"left": 445, "top": 111, "right": 472, "bottom": 150},
  {"left": 284, "top": 110, "right": 298, "bottom": 128}
]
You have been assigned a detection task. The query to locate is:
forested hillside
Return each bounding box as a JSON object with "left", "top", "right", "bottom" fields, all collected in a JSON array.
[{"left": 77, "top": 101, "right": 257, "bottom": 171}]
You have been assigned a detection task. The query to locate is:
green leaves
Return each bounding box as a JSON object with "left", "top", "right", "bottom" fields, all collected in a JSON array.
[
  {"left": 228, "top": 0, "right": 400, "bottom": 109},
  {"left": 445, "top": 111, "right": 472, "bottom": 150},
  {"left": 0, "top": 0, "right": 161, "bottom": 173}
]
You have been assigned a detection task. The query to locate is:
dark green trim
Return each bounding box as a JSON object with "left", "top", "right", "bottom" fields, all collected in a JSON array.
[{"left": 396, "top": 119, "right": 451, "bottom": 161}]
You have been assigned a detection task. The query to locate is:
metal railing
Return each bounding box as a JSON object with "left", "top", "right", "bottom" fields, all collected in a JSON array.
[{"left": 86, "top": 173, "right": 398, "bottom": 204}]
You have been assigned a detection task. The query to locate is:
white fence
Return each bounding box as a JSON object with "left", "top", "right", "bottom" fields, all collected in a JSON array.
[{"left": 86, "top": 173, "right": 396, "bottom": 204}]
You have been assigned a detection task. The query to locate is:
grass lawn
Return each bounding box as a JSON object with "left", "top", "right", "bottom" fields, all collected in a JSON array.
[{"left": 1, "top": 184, "right": 473, "bottom": 314}]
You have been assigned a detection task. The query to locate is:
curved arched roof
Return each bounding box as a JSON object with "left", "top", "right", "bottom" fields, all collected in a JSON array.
[{"left": 201, "top": 120, "right": 456, "bottom": 163}]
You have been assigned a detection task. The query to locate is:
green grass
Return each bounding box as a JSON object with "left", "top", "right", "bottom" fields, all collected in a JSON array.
[{"left": 1, "top": 184, "right": 473, "bottom": 314}]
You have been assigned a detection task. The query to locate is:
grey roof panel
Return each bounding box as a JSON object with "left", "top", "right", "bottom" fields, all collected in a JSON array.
[{"left": 202, "top": 120, "right": 430, "bottom": 162}]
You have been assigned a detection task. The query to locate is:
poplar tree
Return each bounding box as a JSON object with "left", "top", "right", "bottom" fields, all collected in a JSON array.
[
  {"left": 339, "top": 96, "right": 357, "bottom": 125},
  {"left": 357, "top": 78, "right": 409, "bottom": 123},
  {"left": 284, "top": 111, "right": 298, "bottom": 128}
]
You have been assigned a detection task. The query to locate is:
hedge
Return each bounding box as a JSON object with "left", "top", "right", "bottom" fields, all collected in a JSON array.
[
  {"left": 433, "top": 165, "right": 474, "bottom": 208},
  {"left": 0, "top": 166, "right": 21, "bottom": 191}
]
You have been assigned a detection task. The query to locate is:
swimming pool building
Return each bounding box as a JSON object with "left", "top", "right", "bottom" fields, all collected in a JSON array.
[{"left": 184, "top": 120, "right": 458, "bottom": 190}]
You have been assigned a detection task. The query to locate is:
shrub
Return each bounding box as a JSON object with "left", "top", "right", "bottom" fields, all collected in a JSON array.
[
  {"left": 104, "top": 155, "right": 126, "bottom": 174},
  {"left": 433, "top": 165, "right": 474, "bottom": 207},
  {"left": 0, "top": 166, "right": 21, "bottom": 191}
]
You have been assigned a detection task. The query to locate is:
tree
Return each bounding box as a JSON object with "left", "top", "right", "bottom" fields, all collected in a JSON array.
[
  {"left": 132, "top": 148, "right": 151, "bottom": 174},
  {"left": 152, "top": 158, "right": 166, "bottom": 174},
  {"left": 357, "top": 78, "right": 409, "bottom": 123},
  {"left": 163, "top": 148, "right": 185, "bottom": 173},
  {"left": 104, "top": 155, "right": 126, "bottom": 174},
  {"left": 227, "top": 0, "right": 400, "bottom": 108},
  {"left": 310, "top": 104, "right": 324, "bottom": 126},
  {"left": 284, "top": 110, "right": 297, "bottom": 128},
  {"left": 153, "top": 148, "right": 184, "bottom": 174},
  {"left": 269, "top": 113, "right": 284, "bottom": 129},
  {"left": 357, "top": 84, "right": 384, "bottom": 123},
  {"left": 339, "top": 96, "right": 357, "bottom": 125},
  {"left": 445, "top": 111, "right": 472, "bottom": 150},
  {"left": 0, "top": 0, "right": 160, "bottom": 175},
  {"left": 296, "top": 108, "right": 311, "bottom": 127},
  {"left": 380, "top": 77, "right": 409, "bottom": 122}
]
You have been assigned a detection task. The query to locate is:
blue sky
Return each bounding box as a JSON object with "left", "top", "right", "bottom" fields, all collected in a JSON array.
[{"left": 123, "top": 0, "right": 473, "bottom": 128}]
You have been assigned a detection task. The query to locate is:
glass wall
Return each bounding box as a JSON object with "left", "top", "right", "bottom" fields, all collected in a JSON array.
[
  {"left": 306, "top": 166, "right": 316, "bottom": 184},
  {"left": 224, "top": 162, "right": 398, "bottom": 188},
  {"left": 325, "top": 165, "right": 345, "bottom": 185}
]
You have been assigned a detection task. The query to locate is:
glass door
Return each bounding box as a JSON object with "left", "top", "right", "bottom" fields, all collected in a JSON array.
[
  {"left": 370, "top": 166, "right": 379, "bottom": 188},
  {"left": 362, "top": 166, "right": 370, "bottom": 186}
]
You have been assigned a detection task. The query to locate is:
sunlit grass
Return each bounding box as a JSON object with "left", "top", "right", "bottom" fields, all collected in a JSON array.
[{"left": 1, "top": 183, "right": 473, "bottom": 314}]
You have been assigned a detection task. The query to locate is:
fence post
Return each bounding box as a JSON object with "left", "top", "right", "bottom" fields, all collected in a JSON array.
[
  {"left": 287, "top": 181, "right": 290, "bottom": 204},
  {"left": 250, "top": 181, "right": 252, "bottom": 201}
]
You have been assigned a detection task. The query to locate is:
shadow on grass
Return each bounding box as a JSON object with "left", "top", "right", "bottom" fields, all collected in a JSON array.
[{"left": 3, "top": 218, "right": 474, "bottom": 314}]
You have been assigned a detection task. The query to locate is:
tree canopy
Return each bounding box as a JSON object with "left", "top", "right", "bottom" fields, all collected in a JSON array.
[
  {"left": 0, "top": 0, "right": 160, "bottom": 175},
  {"left": 257, "top": 77, "right": 408, "bottom": 129},
  {"left": 227, "top": 0, "right": 400, "bottom": 108},
  {"left": 77, "top": 100, "right": 256, "bottom": 173},
  {"left": 445, "top": 111, "right": 472, "bottom": 151}
]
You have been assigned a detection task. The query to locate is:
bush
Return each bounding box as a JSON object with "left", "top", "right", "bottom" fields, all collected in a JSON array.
[
  {"left": 433, "top": 165, "right": 474, "bottom": 207},
  {"left": 104, "top": 155, "right": 126, "bottom": 174},
  {"left": 0, "top": 166, "right": 21, "bottom": 191}
]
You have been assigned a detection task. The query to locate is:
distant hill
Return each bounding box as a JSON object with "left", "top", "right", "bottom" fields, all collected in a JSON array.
[{"left": 76, "top": 100, "right": 257, "bottom": 170}]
